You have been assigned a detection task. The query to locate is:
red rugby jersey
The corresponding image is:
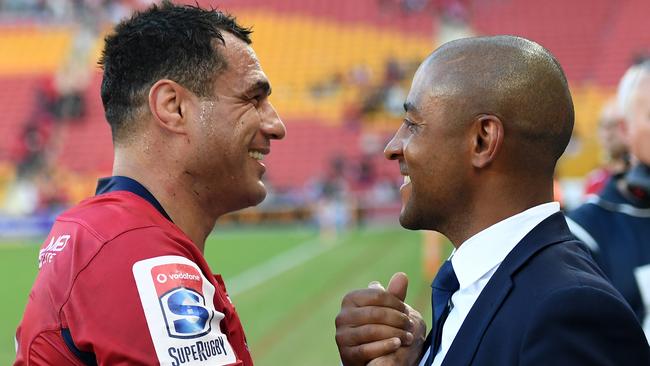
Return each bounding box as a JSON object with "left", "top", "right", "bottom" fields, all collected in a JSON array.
[{"left": 15, "top": 179, "right": 252, "bottom": 366}]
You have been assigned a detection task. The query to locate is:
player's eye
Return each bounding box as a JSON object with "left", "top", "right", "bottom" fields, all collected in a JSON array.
[{"left": 250, "top": 95, "right": 263, "bottom": 107}]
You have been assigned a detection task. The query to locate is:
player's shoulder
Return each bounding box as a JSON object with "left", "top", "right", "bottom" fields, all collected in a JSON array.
[
  {"left": 45, "top": 191, "right": 196, "bottom": 276},
  {"left": 57, "top": 191, "right": 175, "bottom": 242}
]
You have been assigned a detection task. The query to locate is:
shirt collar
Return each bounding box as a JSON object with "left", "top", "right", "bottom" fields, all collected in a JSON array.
[
  {"left": 450, "top": 202, "right": 560, "bottom": 289},
  {"left": 95, "top": 176, "right": 173, "bottom": 222}
]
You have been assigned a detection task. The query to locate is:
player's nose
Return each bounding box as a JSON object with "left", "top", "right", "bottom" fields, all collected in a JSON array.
[{"left": 260, "top": 102, "right": 286, "bottom": 140}]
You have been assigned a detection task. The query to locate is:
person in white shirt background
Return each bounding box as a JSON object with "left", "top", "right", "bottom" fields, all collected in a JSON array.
[{"left": 334, "top": 35, "right": 649, "bottom": 366}]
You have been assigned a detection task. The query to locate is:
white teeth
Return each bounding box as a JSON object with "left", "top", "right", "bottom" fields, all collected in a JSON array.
[
  {"left": 403, "top": 175, "right": 411, "bottom": 184},
  {"left": 248, "top": 151, "right": 264, "bottom": 161}
]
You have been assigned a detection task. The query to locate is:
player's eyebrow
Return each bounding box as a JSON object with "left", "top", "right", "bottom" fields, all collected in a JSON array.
[{"left": 245, "top": 80, "right": 272, "bottom": 97}]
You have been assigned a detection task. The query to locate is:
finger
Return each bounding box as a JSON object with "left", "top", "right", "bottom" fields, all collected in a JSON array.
[
  {"left": 367, "top": 357, "right": 393, "bottom": 366},
  {"left": 341, "top": 289, "right": 408, "bottom": 313},
  {"left": 336, "top": 306, "right": 412, "bottom": 330},
  {"left": 368, "top": 281, "right": 385, "bottom": 290},
  {"left": 341, "top": 337, "right": 401, "bottom": 364},
  {"left": 336, "top": 324, "right": 414, "bottom": 346},
  {"left": 387, "top": 272, "right": 408, "bottom": 302}
]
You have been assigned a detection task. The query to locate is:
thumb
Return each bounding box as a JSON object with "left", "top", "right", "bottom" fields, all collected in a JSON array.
[{"left": 387, "top": 272, "right": 408, "bottom": 301}]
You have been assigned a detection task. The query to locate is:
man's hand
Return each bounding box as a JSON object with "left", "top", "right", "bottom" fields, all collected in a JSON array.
[
  {"left": 335, "top": 272, "right": 424, "bottom": 366},
  {"left": 367, "top": 301, "right": 426, "bottom": 366}
]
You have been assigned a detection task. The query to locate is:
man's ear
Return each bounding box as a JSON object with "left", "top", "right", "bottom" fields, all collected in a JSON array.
[
  {"left": 617, "top": 117, "right": 630, "bottom": 145},
  {"left": 148, "top": 79, "right": 191, "bottom": 135},
  {"left": 471, "top": 114, "right": 504, "bottom": 168}
]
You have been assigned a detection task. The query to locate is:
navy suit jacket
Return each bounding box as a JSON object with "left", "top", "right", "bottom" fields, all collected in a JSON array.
[{"left": 434, "top": 212, "right": 649, "bottom": 365}]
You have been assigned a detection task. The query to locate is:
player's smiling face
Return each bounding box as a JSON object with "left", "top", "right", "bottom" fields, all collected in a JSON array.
[
  {"left": 186, "top": 32, "right": 286, "bottom": 215},
  {"left": 384, "top": 58, "right": 471, "bottom": 231}
]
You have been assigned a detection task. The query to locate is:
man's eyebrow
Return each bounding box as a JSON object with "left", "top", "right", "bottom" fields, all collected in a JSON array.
[
  {"left": 245, "top": 80, "right": 272, "bottom": 97},
  {"left": 404, "top": 101, "right": 417, "bottom": 114}
]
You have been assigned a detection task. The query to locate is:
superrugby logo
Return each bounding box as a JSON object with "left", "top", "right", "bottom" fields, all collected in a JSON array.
[
  {"left": 161, "top": 288, "right": 212, "bottom": 338},
  {"left": 151, "top": 263, "right": 215, "bottom": 339}
]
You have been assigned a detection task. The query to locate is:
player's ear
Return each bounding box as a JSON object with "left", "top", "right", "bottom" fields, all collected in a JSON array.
[
  {"left": 470, "top": 114, "right": 503, "bottom": 169},
  {"left": 148, "top": 79, "right": 192, "bottom": 135}
]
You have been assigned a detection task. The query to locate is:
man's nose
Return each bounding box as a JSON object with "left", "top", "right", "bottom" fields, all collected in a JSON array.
[
  {"left": 384, "top": 131, "right": 403, "bottom": 160},
  {"left": 260, "top": 102, "right": 286, "bottom": 140}
]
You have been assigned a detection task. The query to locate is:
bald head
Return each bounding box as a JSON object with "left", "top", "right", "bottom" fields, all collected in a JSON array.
[
  {"left": 617, "top": 60, "right": 650, "bottom": 120},
  {"left": 417, "top": 35, "right": 574, "bottom": 174},
  {"left": 617, "top": 60, "right": 650, "bottom": 164}
]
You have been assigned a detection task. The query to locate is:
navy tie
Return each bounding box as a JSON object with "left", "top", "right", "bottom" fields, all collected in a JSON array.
[{"left": 426, "top": 260, "right": 459, "bottom": 365}]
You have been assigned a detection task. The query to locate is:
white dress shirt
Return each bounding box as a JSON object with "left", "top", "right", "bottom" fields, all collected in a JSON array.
[{"left": 419, "top": 202, "right": 561, "bottom": 366}]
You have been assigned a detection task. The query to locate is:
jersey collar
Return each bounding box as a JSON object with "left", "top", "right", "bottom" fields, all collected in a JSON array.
[{"left": 95, "top": 176, "right": 173, "bottom": 222}]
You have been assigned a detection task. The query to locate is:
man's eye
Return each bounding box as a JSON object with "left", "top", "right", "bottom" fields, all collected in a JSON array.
[{"left": 404, "top": 119, "right": 418, "bottom": 132}]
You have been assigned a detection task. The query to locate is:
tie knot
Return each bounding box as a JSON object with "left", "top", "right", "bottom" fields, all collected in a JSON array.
[{"left": 431, "top": 260, "right": 459, "bottom": 293}]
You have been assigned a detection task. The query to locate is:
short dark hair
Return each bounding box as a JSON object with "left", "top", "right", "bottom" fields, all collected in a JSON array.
[{"left": 99, "top": 0, "right": 252, "bottom": 141}]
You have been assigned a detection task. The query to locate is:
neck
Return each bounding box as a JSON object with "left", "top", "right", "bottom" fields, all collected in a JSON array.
[
  {"left": 445, "top": 177, "right": 554, "bottom": 248},
  {"left": 617, "top": 173, "right": 650, "bottom": 207},
  {"left": 113, "top": 148, "right": 216, "bottom": 253}
]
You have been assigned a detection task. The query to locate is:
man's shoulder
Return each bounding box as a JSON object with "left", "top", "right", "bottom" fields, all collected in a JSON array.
[
  {"left": 500, "top": 241, "right": 645, "bottom": 352},
  {"left": 57, "top": 191, "right": 176, "bottom": 242},
  {"left": 512, "top": 239, "right": 616, "bottom": 298}
]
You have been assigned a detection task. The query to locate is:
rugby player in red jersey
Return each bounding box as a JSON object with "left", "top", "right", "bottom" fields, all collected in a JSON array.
[{"left": 14, "top": 2, "right": 285, "bottom": 365}]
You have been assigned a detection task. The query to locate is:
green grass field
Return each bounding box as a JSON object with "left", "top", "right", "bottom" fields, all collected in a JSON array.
[{"left": 1, "top": 225, "right": 445, "bottom": 365}]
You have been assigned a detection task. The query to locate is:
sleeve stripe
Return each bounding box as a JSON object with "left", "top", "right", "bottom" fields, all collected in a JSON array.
[
  {"left": 61, "top": 328, "right": 98, "bottom": 366},
  {"left": 564, "top": 216, "right": 600, "bottom": 252}
]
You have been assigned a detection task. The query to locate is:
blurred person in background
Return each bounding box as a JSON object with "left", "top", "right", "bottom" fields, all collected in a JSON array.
[
  {"left": 568, "top": 60, "right": 650, "bottom": 341},
  {"left": 335, "top": 35, "right": 649, "bottom": 366},
  {"left": 583, "top": 98, "right": 629, "bottom": 196},
  {"left": 14, "top": 2, "right": 285, "bottom": 365},
  {"left": 313, "top": 156, "right": 354, "bottom": 241}
]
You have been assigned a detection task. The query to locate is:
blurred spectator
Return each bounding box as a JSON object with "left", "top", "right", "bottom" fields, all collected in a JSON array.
[
  {"left": 14, "top": 119, "right": 51, "bottom": 178},
  {"left": 401, "top": 0, "right": 429, "bottom": 13},
  {"left": 312, "top": 156, "right": 354, "bottom": 240},
  {"left": 33, "top": 167, "right": 69, "bottom": 214},
  {"left": 1, "top": 9, "right": 96, "bottom": 216},
  {"left": 583, "top": 98, "right": 629, "bottom": 195},
  {"left": 310, "top": 72, "right": 343, "bottom": 99},
  {"left": 0, "top": 0, "right": 141, "bottom": 24},
  {"left": 329, "top": 57, "right": 420, "bottom": 125},
  {"left": 434, "top": 0, "right": 473, "bottom": 45},
  {"left": 567, "top": 61, "right": 650, "bottom": 341}
]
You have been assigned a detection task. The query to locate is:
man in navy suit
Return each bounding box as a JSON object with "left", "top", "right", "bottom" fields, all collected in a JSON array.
[{"left": 334, "top": 36, "right": 650, "bottom": 365}]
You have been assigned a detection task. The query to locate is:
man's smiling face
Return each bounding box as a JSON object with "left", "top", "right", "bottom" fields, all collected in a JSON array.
[
  {"left": 185, "top": 32, "right": 286, "bottom": 214},
  {"left": 384, "top": 57, "right": 472, "bottom": 231}
]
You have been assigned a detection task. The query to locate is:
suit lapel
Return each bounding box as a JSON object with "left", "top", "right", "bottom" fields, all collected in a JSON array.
[{"left": 440, "top": 212, "right": 574, "bottom": 366}]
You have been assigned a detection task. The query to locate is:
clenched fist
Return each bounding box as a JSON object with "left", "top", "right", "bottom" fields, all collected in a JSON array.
[{"left": 335, "top": 273, "right": 426, "bottom": 366}]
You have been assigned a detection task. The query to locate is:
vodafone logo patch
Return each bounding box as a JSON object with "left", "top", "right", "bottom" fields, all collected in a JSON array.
[{"left": 132, "top": 256, "right": 237, "bottom": 366}]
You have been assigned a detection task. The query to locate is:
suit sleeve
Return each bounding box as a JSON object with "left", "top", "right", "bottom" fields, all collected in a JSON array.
[{"left": 520, "top": 286, "right": 650, "bottom": 366}]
